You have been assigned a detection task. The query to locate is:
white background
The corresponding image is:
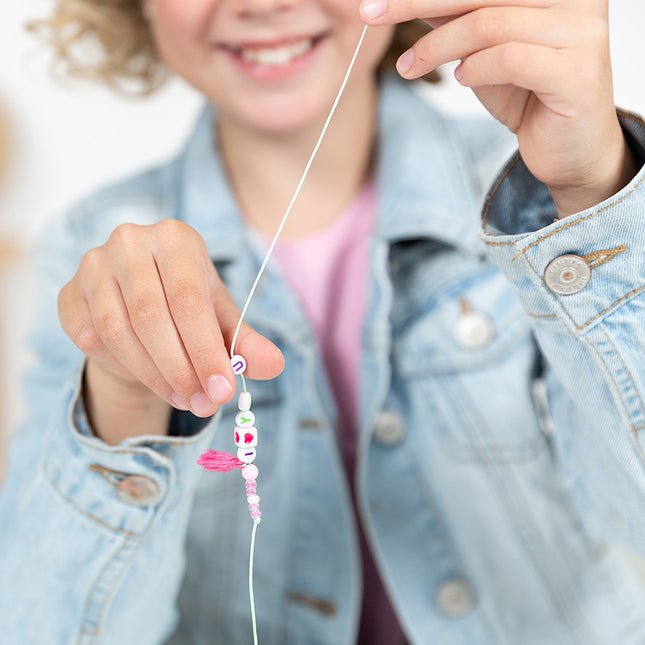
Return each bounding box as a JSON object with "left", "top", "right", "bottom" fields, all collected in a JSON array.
[{"left": 1, "top": 1, "right": 644, "bottom": 438}]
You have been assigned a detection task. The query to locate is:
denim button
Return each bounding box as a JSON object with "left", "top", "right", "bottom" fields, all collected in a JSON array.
[
  {"left": 544, "top": 255, "right": 590, "bottom": 295},
  {"left": 435, "top": 578, "right": 476, "bottom": 618},
  {"left": 373, "top": 410, "right": 405, "bottom": 445},
  {"left": 117, "top": 475, "right": 160, "bottom": 507},
  {"left": 453, "top": 310, "right": 494, "bottom": 349}
]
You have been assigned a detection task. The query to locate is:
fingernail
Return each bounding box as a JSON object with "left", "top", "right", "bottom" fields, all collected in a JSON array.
[
  {"left": 454, "top": 63, "right": 464, "bottom": 83},
  {"left": 360, "top": 0, "right": 387, "bottom": 20},
  {"left": 189, "top": 392, "right": 215, "bottom": 417},
  {"left": 206, "top": 374, "right": 233, "bottom": 404},
  {"left": 170, "top": 393, "right": 190, "bottom": 410},
  {"left": 397, "top": 49, "right": 414, "bottom": 75}
]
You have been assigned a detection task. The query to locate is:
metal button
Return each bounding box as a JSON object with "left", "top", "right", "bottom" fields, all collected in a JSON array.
[
  {"left": 453, "top": 310, "right": 495, "bottom": 350},
  {"left": 544, "top": 255, "right": 590, "bottom": 295},
  {"left": 435, "top": 578, "right": 476, "bottom": 619},
  {"left": 373, "top": 410, "right": 405, "bottom": 446},
  {"left": 117, "top": 475, "right": 160, "bottom": 507}
]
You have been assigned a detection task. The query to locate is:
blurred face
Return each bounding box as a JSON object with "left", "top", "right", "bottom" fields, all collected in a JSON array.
[{"left": 147, "top": 0, "right": 394, "bottom": 135}]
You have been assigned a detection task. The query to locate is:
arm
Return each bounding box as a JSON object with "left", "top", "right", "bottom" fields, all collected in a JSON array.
[
  {"left": 0, "top": 205, "right": 282, "bottom": 642},
  {"left": 481, "top": 112, "right": 645, "bottom": 553}
]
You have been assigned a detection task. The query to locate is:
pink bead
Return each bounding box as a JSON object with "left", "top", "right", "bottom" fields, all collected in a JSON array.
[{"left": 242, "top": 464, "right": 259, "bottom": 481}]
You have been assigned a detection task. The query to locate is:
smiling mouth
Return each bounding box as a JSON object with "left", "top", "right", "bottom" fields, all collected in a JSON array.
[{"left": 223, "top": 34, "right": 327, "bottom": 68}]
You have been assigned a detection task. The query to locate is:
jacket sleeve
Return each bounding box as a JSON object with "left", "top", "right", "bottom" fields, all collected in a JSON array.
[
  {"left": 0, "top": 207, "right": 218, "bottom": 644},
  {"left": 480, "top": 110, "right": 645, "bottom": 556}
]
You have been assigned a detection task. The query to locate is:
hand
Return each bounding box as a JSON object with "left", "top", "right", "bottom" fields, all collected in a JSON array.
[
  {"left": 58, "top": 219, "right": 284, "bottom": 444},
  {"left": 361, "top": 0, "right": 638, "bottom": 217}
]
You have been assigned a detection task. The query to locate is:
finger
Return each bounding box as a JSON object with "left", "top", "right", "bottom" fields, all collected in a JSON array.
[
  {"left": 456, "top": 42, "right": 567, "bottom": 96},
  {"left": 58, "top": 281, "right": 126, "bottom": 377},
  {"left": 116, "top": 254, "right": 216, "bottom": 414},
  {"left": 83, "top": 273, "right": 189, "bottom": 410},
  {"left": 359, "top": 0, "right": 551, "bottom": 25},
  {"left": 214, "top": 282, "right": 285, "bottom": 382},
  {"left": 154, "top": 225, "right": 237, "bottom": 407},
  {"left": 396, "top": 7, "right": 567, "bottom": 79}
]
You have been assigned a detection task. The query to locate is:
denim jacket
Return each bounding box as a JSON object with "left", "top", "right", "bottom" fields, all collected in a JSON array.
[{"left": 1, "top": 76, "right": 645, "bottom": 645}]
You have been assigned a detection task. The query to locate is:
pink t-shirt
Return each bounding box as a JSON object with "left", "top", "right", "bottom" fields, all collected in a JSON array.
[{"left": 264, "top": 181, "right": 408, "bottom": 645}]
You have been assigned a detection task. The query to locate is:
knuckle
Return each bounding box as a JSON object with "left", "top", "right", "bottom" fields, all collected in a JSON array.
[
  {"left": 158, "top": 219, "right": 207, "bottom": 254},
  {"left": 96, "top": 311, "right": 128, "bottom": 345},
  {"left": 109, "top": 222, "right": 139, "bottom": 247},
  {"left": 169, "top": 283, "right": 204, "bottom": 318},
  {"left": 498, "top": 43, "right": 525, "bottom": 75},
  {"left": 191, "top": 344, "right": 220, "bottom": 368},
  {"left": 167, "top": 363, "right": 198, "bottom": 391},
  {"left": 131, "top": 297, "right": 164, "bottom": 327},
  {"left": 79, "top": 247, "right": 103, "bottom": 273},
  {"left": 73, "top": 320, "right": 101, "bottom": 354},
  {"left": 472, "top": 11, "right": 501, "bottom": 41}
]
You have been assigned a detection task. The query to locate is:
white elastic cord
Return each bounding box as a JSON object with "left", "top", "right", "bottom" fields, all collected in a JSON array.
[
  {"left": 229, "top": 24, "right": 369, "bottom": 360},
  {"left": 234, "top": 27, "right": 370, "bottom": 645},
  {"left": 249, "top": 519, "right": 259, "bottom": 645}
]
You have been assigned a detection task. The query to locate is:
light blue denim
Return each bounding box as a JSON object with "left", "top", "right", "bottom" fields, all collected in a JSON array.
[{"left": 1, "top": 76, "right": 645, "bottom": 644}]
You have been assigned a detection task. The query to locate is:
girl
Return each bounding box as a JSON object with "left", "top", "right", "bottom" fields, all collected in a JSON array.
[{"left": 1, "top": 0, "right": 645, "bottom": 643}]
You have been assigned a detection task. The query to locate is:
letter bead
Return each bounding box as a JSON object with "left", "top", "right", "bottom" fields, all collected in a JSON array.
[
  {"left": 247, "top": 494, "right": 260, "bottom": 505},
  {"left": 230, "top": 354, "right": 247, "bottom": 375},
  {"left": 237, "top": 447, "right": 257, "bottom": 463},
  {"left": 235, "top": 410, "right": 256, "bottom": 428}
]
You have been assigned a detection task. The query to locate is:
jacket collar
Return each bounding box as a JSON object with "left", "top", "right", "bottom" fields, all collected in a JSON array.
[{"left": 176, "top": 74, "right": 484, "bottom": 262}]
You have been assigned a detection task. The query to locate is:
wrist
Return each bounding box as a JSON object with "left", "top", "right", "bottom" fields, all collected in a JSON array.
[
  {"left": 549, "top": 131, "right": 639, "bottom": 219},
  {"left": 83, "top": 359, "right": 172, "bottom": 446}
]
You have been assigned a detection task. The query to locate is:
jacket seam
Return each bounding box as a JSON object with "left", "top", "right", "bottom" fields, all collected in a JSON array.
[
  {"left": 44, "top": 468, "right": 137, "bottom": 539},
  {"left": 510, "top": 171, "right": 645, "bottom": 262}
]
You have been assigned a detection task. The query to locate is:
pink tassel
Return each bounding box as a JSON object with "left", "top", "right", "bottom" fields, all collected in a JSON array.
[{"left": 197, "top": 450, "right": 244, "bottom": 472}]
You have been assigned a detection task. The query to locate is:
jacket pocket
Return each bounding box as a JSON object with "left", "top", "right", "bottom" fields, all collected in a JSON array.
[{"left": 393, "top": 267, "right": 547, "bottom": 462}]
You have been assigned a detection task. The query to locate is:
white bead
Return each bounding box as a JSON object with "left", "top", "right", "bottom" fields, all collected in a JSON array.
[
  {"left": 247, "top": 494, "right": 260, "bottom": 505},
  {"left": 237, "top": 447, "right": 256, "bottom": 463},
  {"left": 238, "top": 392, "right": 252, "bottom": 411},
  {"left": 235, "top": 410, "right": 256, "bottom": 428},
  {"left": 230, "top": 355, "right": 247, "bottom": 375},
  {"left": 234, "top": 426, "right": 257, "bottom": 448}
]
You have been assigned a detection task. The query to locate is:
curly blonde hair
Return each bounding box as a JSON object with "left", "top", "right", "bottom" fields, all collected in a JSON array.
[{"left": 29, "top": 2, "right": 439, "bottom": 95}]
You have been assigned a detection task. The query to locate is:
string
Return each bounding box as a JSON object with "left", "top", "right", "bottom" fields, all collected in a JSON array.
[
  {"left": 249, "top": 519, "right": 259, "bottom": 644},
  {"left": 231, "top": 25, "right": 370, "bottom": 645},
  {"left": 229, "top": 24, "right": 369, "bottom": 362}
]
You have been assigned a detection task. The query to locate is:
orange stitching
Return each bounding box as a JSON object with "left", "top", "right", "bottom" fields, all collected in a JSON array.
[
  {"left": 88, "top": 464, "right": 123, "bottom": 486},
  {"left": 523, "top": 243, "right": 645, "bottom": 330},
  {"left": 528, "top": 313, "right": 557, "bottom": 319},
  {"left": 577, "top": 285, "right": 645, "bottom": 330},
  {"left": 511, "top": 172, "right": 645, "bottom": 262},
  {"left": 483, "top": 239, "right": 516, "bottom": 247},
  {"left": 582, "top": 245, "right": 627, "bottom": 269},
  {"left": 598, "top": 326, "right": 645, "bottom": 414},
  {"left": 481, "top": 154, "right": 521, "bottom": 231},
  {"left": 617, "top": 108, "right": 645, "bottom": 129}
]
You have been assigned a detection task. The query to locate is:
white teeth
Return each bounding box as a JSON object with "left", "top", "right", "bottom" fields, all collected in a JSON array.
[{"left": 240, "top": 38, "right": 313, "bottom": 67}]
